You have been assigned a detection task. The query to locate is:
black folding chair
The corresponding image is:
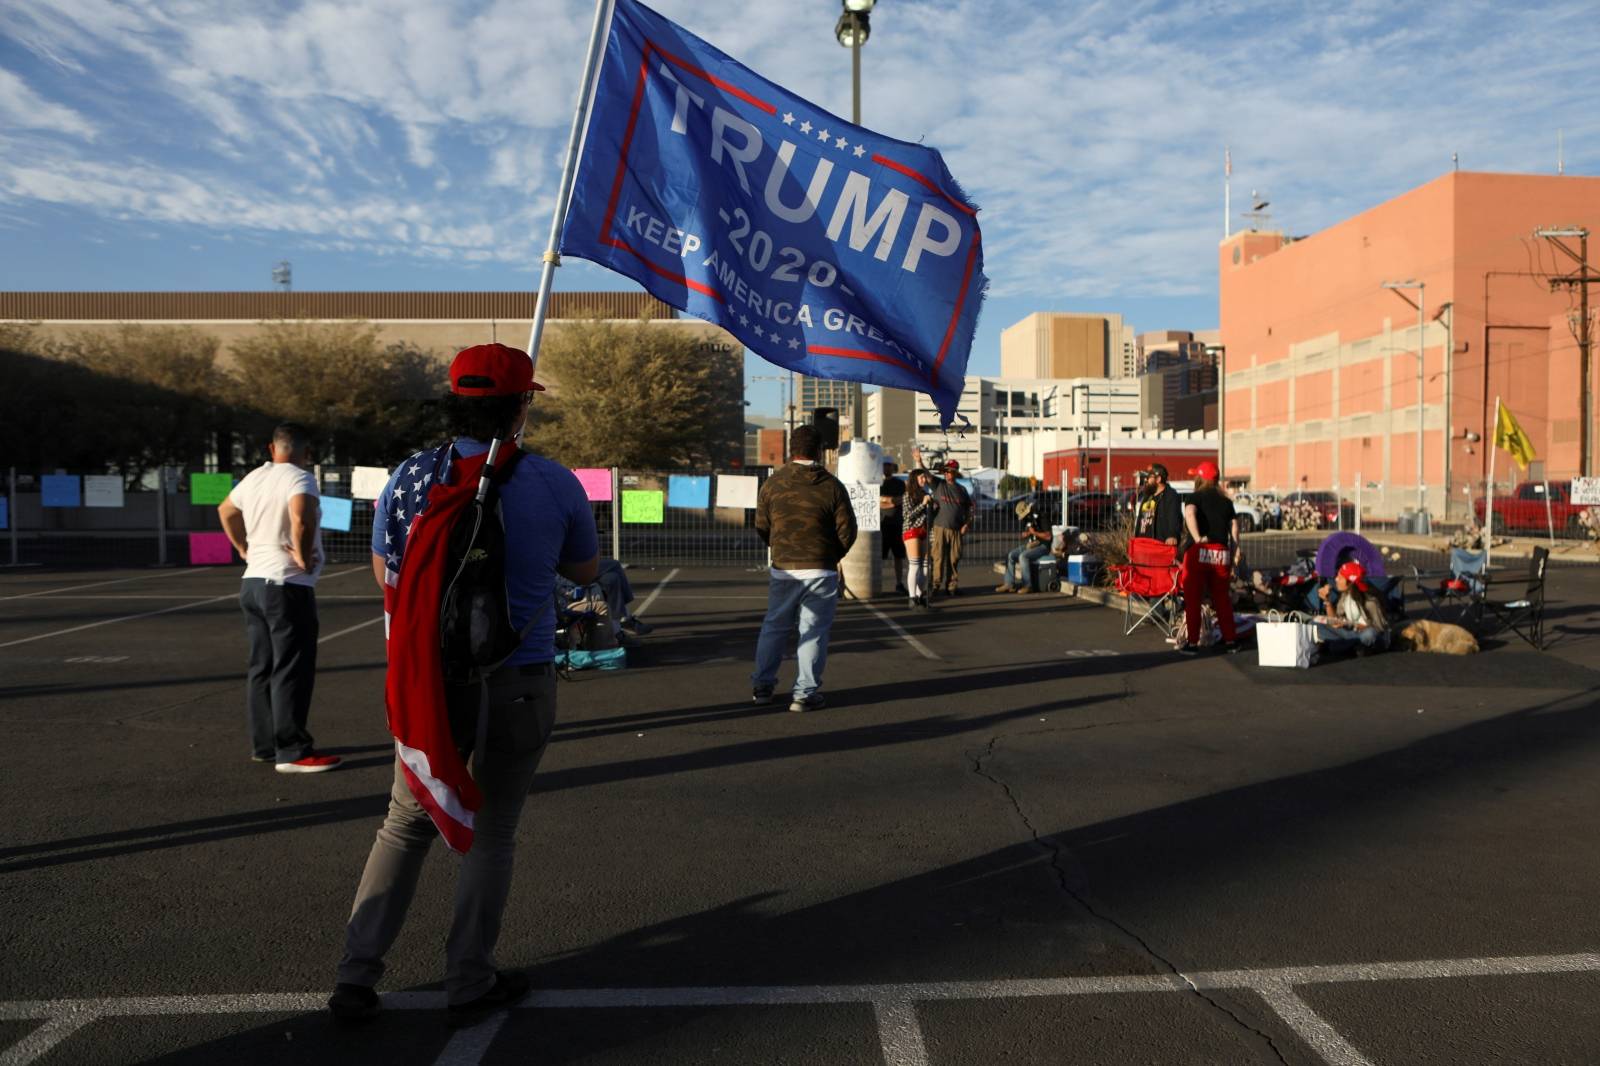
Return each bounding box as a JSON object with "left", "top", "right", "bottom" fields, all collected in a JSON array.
[{"left": 1484, "top": 546, "right": 1549, "bottom": 650}]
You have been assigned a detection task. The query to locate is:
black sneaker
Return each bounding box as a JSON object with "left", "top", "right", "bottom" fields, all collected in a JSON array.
[
  {"left": 621, "top": 616, "right": 654, "bottom": 635},
  {"left": 447, "top": 970, "right": 531, "bottom": 1029},
  {"left": 1175, "top": 645, "right": 1199, "bottom": 657},
  {"left": 328, "top": 982, "right": 381, "bottom": 1024},
  {"left": 1223, "top": 641, "right": 1244, "bottom": 655},
  {"left": 752, "top": 684, "right": 775, "bottom": 705},
  {"left": 789, "top": 693, "right": 827, "bottom": 713}
]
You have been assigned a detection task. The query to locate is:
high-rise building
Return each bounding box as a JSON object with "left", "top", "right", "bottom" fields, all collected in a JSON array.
[
  {"left": 791, "top": 374, "right": 864, "bottom": 440},
  {"left": 1001, "top": 312, "right": 1137, "bottom": 379}
]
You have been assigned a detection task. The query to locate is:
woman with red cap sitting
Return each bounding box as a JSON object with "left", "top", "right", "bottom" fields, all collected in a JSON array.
[
  {"left": 1315, "top": 561, "right": 1391, "bottom": 655},
  {"left": 1178, "top": 460, "right": 1242, "bottom": 655}
]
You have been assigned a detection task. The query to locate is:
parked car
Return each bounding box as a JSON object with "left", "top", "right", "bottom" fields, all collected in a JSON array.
[
  {"left": 1230, "top": 495, "right": 1268, "bottom": 534},
  {"left": 1474, "top": 480, "right": 1588, "bottom": 536},
  {"left": 1064, "top": 492, "right": 1119, "bottom": 530}
]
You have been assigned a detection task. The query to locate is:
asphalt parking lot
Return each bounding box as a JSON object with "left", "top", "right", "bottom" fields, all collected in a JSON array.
[{"left": 3, "top": 561, "right": 1600, "bottom": 1065}]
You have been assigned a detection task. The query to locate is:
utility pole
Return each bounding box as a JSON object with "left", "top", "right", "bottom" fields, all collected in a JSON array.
[
  {"left": 1382, "top": 280, "right": 1428, "bottom": 518},
  {"left": 1535, "top": 227, "right": 1595, "bottom": 476}
]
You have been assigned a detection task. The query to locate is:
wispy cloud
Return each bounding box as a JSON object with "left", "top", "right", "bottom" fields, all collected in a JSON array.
[{"left": 0, "top": 0, "right": 1597, "bottom": 300}]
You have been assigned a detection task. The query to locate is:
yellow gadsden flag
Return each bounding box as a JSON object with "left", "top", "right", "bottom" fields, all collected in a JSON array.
[{"left": 1495, "top": 401, "right": 1537, "bottom": 471}]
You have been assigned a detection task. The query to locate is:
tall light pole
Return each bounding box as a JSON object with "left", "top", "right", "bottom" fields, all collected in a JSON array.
[
  {"left": 1382, "top": 280, "right": 1427, "bottom": 518},
  {"left": 835, "top": 0, "right": 875, "bottom": 124}
]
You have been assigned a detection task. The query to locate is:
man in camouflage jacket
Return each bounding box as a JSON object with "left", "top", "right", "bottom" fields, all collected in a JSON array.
[{"left": 751, "top": 425, "right": 858, "bottom": 713}]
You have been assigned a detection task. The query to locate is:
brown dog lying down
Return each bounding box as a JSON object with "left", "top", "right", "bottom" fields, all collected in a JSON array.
[{"left": 1393, "top": 620, "right": 1480, "bottom": 655}]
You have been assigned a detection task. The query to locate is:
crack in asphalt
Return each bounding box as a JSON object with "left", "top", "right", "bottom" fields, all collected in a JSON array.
[{"left": 967, "top": 735, "right": 1291, "bottom": 1066}]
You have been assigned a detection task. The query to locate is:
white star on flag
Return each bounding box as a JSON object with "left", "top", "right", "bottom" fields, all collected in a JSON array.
[
  {"left": 816, "top": 128, "right": 830, "bottom": 142},
  {"left": 409, "top": 464, "right": 420, "bottom": 475},
  {"left": 739, "top": 314, "right": 750, "bottom": 327},
  {"left": 392, "top": 484, "right": 404, "bottom": 499},
  {"left": 834, "top": 136, "right": 847, "bottom": 149},
  {"left": 753, "top": 325, "right": 765, "bottom": 338},
  {"left": 798, "top": 119, "right": 812, "bottom": 134},
  {"left": 412, "top": 480, "right": 423, "bottom": 494},
  {"left": 853, "top": 144, "right": 866, "bottom": 158},
  {"left": 788, "top": 337, "right": 801, "bottom": 349},
  {"left": 396, "top": 508, "right": 406, "bottom": 521},
  {"left": 782, "top": 112, "right": 794, "bottom": 125}
]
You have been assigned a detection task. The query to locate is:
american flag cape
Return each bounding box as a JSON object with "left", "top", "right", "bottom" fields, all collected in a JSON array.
[{"left": 381, "top": 444, "right": 486, "bottom": 853}]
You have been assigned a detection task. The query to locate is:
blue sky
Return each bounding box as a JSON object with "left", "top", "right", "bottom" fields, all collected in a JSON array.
[{"left": 3, "top": 0, "right": 1598, "bottom": 419}]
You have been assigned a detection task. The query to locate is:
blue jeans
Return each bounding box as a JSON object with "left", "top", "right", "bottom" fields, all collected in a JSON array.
[
  {"left": 1003, "top": 543, "right": 1051, "bottom": 589},
  {"left": 752, "top": 572, "right": 839, "bottom": 700},
  {"left": 1315, "top": 622, "right": 1383, "bottom": 653}
]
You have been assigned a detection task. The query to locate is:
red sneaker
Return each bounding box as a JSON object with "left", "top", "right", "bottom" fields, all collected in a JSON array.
[{"left": 275, "top": 754, "right": 342, "bottom": 774}]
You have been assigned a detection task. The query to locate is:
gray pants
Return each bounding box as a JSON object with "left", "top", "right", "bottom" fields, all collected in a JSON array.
[{"left": 337, "top": 667, "right": 557, "bottom": 1004}]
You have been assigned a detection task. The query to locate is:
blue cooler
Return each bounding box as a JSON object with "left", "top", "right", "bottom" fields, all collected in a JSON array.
[{"left": 1067, "top": 554, "right": 1099, "bottom": 586}]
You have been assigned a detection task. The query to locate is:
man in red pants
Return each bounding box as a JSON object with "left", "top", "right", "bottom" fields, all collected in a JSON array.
[{"left": 1179, "top": 460, "right": 1242, "bottom": 655}]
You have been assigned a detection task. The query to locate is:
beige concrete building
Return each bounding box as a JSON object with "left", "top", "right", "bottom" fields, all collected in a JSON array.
[
  {"left": 0, "top": 291, "right": 736, "bottom": 399},
  {"left": 1001, "top": 311, "right": 1137, "bottom": 380}
]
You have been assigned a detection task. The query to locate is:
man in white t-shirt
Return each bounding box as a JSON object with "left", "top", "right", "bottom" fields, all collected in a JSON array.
[{"left": 218, "top": 423, "right": 340, "bottom": 773}]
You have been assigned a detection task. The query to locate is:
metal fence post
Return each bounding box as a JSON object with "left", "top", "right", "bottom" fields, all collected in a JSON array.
[
  {"left": 7, "top": 467, "right": 16, "bottom": 567},
  {"left": 610, "top": 467, "right": 621, "bottom": 562},
  {"left": 156, "top": 466, "right": 169, "bottom": 567}
]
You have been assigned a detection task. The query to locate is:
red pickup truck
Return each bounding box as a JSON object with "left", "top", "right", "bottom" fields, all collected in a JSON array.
[{"left": 1474, "top": 480, "right": 1589, "bottom": 535}]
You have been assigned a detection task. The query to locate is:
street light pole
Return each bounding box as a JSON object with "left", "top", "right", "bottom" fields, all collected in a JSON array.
[
  {"left": 836, "top": 1, "right": 875, "bottom": 123},
  {"left": 1383, "top": 280, "right": 1428, "bottom": 519}
]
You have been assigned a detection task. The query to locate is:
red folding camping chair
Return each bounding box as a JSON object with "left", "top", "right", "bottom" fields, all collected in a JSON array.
[{"left": 1110, "top": 537, "right": 1184, "bottom": 638}]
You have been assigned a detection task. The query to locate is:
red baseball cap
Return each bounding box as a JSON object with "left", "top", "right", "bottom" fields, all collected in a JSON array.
[
  {"left": 944, "top": 460, "right": 960, "bottom": 471},
  {"left": 449, "top": 343, "right": 545, "bottom": 397},
  {"left": 1189, "top": 459, "right": 1219, "bottom": 481}
]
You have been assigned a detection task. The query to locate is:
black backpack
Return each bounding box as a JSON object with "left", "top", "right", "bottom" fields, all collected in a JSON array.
[{"left": 439, "top": 442, "right": 533, "bottom": 685}]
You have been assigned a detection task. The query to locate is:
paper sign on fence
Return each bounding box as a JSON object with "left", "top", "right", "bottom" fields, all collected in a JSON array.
[
  {"left": 668, "top": 475, "right": 711, "bottom": 509},
  {"left": 189, "top": 473, "right": 233, "bottom": 506},
  {"left": 350, "top": 466, "right": 391, "bottom": 500},
  {"left": 83, "top": 475, "right": 125, "bottom": 508},
  {"left": 41, "top": 475, "right": 81, "bottom": 508},
  {"left": 716, "top": 475, "right": 759, "bottom": 510},
  {"left": 1573, "top": 477, "right": 1600, "bottom": 506},
  {"left": 846, "top": 482, "right": 881, "bottom": 532},
  {"left": 321, "top": 495, "right": 354, "bottom": 533},
  {"left": 621, "top": 490, "right": 664, "bottom": 524},
  {"left": 188, "top": 532, "right": 233, "bottom": 565},
  {"left": 0, "top": 498, "right": 7, "bottom": 530},
  {"left": 574, "top": 468, "right": 614, "bottom": 502}
]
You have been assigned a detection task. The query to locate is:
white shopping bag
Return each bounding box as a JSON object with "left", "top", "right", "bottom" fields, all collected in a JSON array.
[{"left": 1256, "top": 611, "right": 1318, "bottom": 668}]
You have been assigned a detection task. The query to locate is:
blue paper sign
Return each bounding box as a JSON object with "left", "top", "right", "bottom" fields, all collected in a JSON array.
[
  {"left": 321, "top": 495, "right": 354, "bottom": 533},
  {"left": 0, "top": 497, "right": 7, "bottom": 530},
  {"left": 41, "top": 475, "right": 81, "bottom": 508},
  {"left": 560, "top": 0, "right": 985, "bottom": 426},
  {"left": 668, "top": 475, "right": 711, "bottom": 509}
]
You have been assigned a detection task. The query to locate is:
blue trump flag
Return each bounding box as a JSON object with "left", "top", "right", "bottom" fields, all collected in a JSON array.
[{"left": 559, "top": 0, "right": 984, "bottom": 426}]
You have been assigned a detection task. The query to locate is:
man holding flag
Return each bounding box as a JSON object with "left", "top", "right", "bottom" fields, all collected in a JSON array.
[{"left": 330, "top": 344, "right": 597, "bottom": 1027}]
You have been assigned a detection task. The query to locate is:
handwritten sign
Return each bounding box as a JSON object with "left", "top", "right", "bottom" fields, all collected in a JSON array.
[
  {"left": 83, "top": 475, "right": 125, "bottom": 508},
  {"left": 1572, "top": 477, "right": 1600, "bottom": 506},
  {"left": 845, "top": 482, "right": 881, "bottom": 532},
  {"left": 621, "top": 490, "right": 664, "bottom": 524},
  {"left": 350, "top": 466, "right": 392, "bottom": 500},
  {"left": 189, "top": 473, "right": 233, "bottom": 506}
]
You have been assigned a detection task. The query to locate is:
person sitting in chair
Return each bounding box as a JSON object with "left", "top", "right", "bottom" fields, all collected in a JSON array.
[{"left": 1315, "top": 561, "right": 1390, "bottom": 656}]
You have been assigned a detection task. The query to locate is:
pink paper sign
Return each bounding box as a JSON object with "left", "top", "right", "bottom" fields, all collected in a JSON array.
[
  {"left": 573, "top": 468, "right": 613, "bottom": 502},
  {"left": 188, "top": 532, "right": 234, "bottom": 565}
]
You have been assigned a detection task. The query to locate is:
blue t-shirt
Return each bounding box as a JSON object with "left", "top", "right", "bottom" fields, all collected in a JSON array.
[{"left": 372, "top": 438, "right": 598, "bottom": 664}]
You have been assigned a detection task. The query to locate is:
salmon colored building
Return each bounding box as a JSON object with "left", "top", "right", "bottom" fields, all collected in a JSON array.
[{"left": 1219, "top": 171, "right": 1600, "bottom": 520}]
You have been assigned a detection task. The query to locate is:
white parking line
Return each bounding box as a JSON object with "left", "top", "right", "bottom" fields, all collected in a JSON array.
[
  {"left": 0, "top": 569, "right": 195, "bottom": 602},
  {"left": 432, "top": 1012, "right": 509, "bottom": 1066},
  {"left": 0, "top": 568, "right": 366, "bottom": 650},
  {"left": 632, "top": 567, "right": 679, "bottom": 617},
  {"left": 4, "top": 952, "right": 1599, "bottom": 1065},
  {"left": 859, "top": 601, "right": 940, "bottom": 660},
  {"left": 318, "top": 617, "right": 385, "bottom": 644}
]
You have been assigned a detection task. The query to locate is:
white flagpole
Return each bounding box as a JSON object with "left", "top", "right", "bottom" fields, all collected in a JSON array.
[
  {"left": 1485, "top": 396, "right": 1499, "bottom": 569},
  {"left": 525, "top": 0, "right": 618, "bottom": 375}
]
